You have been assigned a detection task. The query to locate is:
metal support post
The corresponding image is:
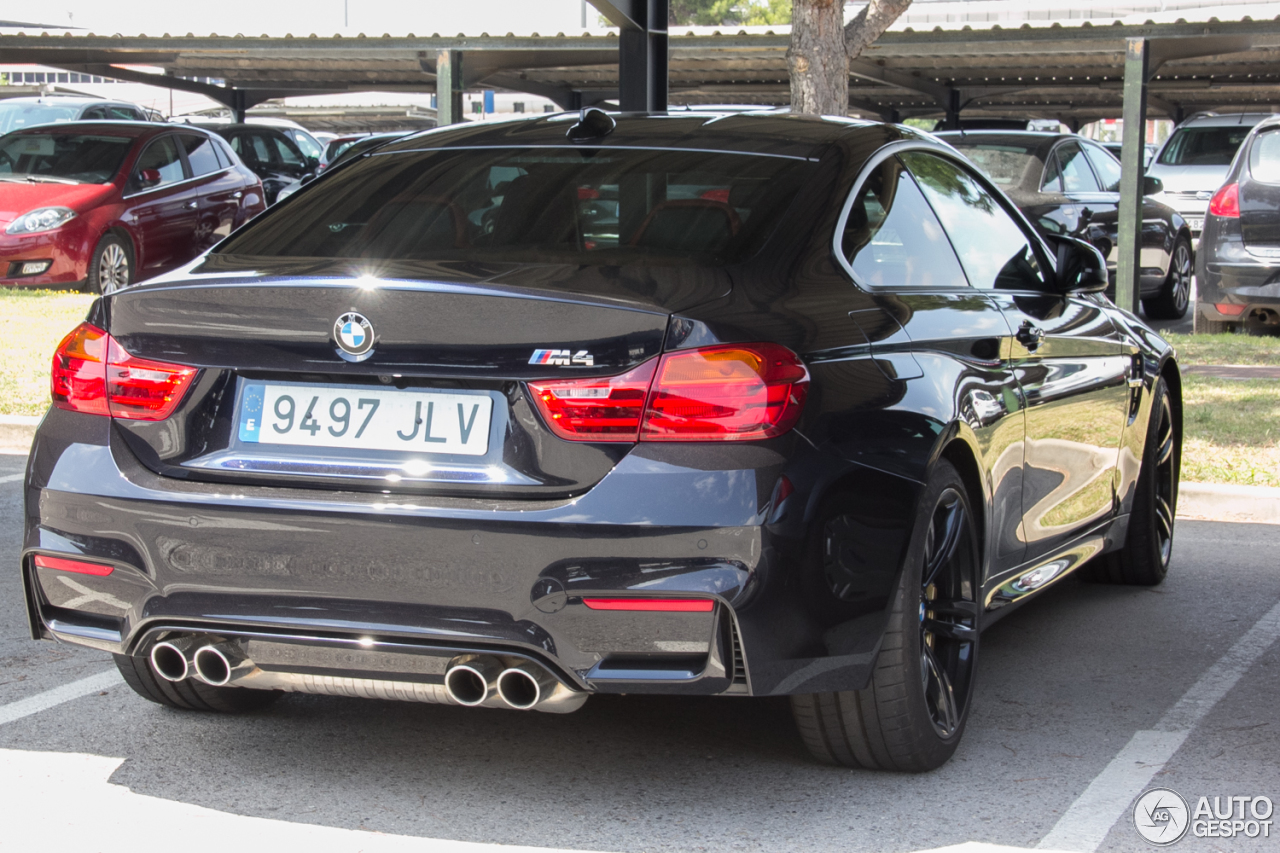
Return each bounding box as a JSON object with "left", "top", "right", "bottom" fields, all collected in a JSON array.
[
  {"left": 943, "top": 89, "right": 961, "bottom": 130},
  {"left": 1116, "top": 37, "right": 1149, "bottom": 315},
  {"left": 589, "top": 0, "right": 668, "bottom": 112},
  {"left": 436, "top": 50, "right": 464, "bottom": 126},
  {"left": 230, "top": 89, "right": 247, "bottom": 123}
]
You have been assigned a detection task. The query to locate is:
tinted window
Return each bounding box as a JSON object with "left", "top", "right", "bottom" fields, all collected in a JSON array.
[
  {"left": 272, "top": 136, "right": 305, "bottom": 169},
  {"left": 1082, "top": 143, "right": 1123, "bottom": 192},
  {"left": 1046, "top": 143, "right": 1100, "bottom": 193},
  {"left": 901, "top": 151, "right": 1047, "bottom": 291},
  {"left": 231, "top": 134, "right": 272, "bottom": 166},
  {"left": 1248, "top": 129, "right": 1280, "bottom": 183},
  {"left": 180, "top": 134, "right": 222, "bottom": 176},
  {"left": 842, "top": 157, "right": 968, "bottom": 288},
  {"left": 1158, "top": 126, "right": 1253, "bottom": 166},
  {"left": 132, "top": 136, "right": 186, "bottom": 190},
  {"left": 217, "top": 147, "right": 812, "bottom": 265},
  {"left": 80, "top": 107, "right": 107, "bottom": 120},
  {"left": 0, "top": 132, "right": 132, "bottom": 183},
  {"left": 106, "top": 106, "right": 142, "bottom": 121},
  {"left": 947, "top": 141, "right": 1036, "bottom": 188}
]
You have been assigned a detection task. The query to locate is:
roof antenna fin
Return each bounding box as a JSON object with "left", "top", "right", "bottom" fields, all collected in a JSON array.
[{"left": 567, "top": 107, "right": 616, "bottom": 142}]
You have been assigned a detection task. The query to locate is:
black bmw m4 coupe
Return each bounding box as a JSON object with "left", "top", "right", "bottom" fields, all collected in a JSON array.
[{"left": 23, "top": 110, "right": 1181, "bottom": 772}]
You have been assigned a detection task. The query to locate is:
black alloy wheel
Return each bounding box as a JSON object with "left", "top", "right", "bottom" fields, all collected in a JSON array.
[
  {"left": 792, "top": 459, "right": 980, "bottom": 772},
  {"left": 1084, "top": 377, "right": 1178, "bottom": 585},
  {"left": 1144, "top": 236, "right": 1192, "bottom": 320}
]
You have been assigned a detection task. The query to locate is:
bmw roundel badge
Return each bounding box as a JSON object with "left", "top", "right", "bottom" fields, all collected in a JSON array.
[{"left": 333, "top": 312, "right": 375, "bottom": 362}]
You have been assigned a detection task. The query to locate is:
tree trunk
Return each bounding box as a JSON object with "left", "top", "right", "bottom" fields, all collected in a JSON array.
[
  {"left": 789, "top": 0, "right": 914, "bottom": 117},
  {"left": 788, "top": 0, "right": 846, "bottom": 117}
]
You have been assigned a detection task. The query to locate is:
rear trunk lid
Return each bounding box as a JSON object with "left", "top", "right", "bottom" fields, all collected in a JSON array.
[{"left": 108, "top": 257, "right": 730, "bottom": 498}]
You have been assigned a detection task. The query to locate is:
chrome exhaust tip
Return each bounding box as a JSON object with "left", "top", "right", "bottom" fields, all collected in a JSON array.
[
  {"left": 150, "top": 638, "right": 198, "bottom": 682},
  {"left": 193, "top": 642, "right": 252, "bottom": 686},
  {"left": 497, "top": 662, "right": 558, "bottom": 710},
  {"left": 443, "top": 655, "right": 504, "bottom": 706}
]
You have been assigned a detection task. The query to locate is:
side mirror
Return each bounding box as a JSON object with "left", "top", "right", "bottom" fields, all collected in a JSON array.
[
  {"left": 305, "top": 155, "right": 320, "bottom": 172},
  {"left": 1049, "top": 235, "right": 1109, "bottom": 294},
  {"left": 136, "top": 168, "right": 162, "bottom": 188},
  {"left": 1143, "top": 175, "right": 1164, "bottom": 195}
]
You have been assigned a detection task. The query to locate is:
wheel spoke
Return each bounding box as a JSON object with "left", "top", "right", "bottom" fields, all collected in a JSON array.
[
  {"left": 923, "top": 497, "right": 964, "bottom": 587},
  {"left": 930, "top": 598, "right": 980, "bottom": 620},
  {"left": 924, "top": 616, "right": 977, "bottom": 644},
  {"left": 1156, "top": 495, "right": 1174, "bottom": 541},
  {"left": 923, "top": 645, "right": 960, "bottom": 735},
  {"left": 1157, "top": 432, "right": 1174, "bottom": 466}
]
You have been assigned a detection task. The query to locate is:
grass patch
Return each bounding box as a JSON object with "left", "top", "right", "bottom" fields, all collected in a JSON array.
[
  {"left": 2, "top": 288, "right": 94, "bottom": 417},
  {"left": 1181, "top": 377, "right": 1280, "bottom": 487},
  {"left": 1162, "top": 332, "right": 1280, "bottom": 366}
]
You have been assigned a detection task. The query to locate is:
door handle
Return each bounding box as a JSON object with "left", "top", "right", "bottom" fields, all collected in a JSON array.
[
  {"left": 232, "top": 191, "right": 242, "bottom": 199},
  {"left": 1016, "top": 321, "right": 1045, "bottom": 351},
  {"left": 184, "top": 200, "right": 198, "bottom": 209}
]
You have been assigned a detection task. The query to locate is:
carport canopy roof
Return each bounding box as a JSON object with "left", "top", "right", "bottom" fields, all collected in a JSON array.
[{"left": 3, "top": 14, "right": 1280, "bottom": 122}]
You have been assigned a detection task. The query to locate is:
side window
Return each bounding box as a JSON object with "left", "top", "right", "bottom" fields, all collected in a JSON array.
[
  {"left": 211, "top": 138, "right": 230, "bottom": 168},
  {"left": 291, "top": 131, "right": 323, "bottom": 161},
  {"left": 1053, "top": 143, "right": 1101, "bottom": 193},
  {"left": 842, "top": 157, "right": 969, "bottom": 288},
  {"left": 232, "top": 134, "right": 272, "bottom": 167},
  {"left": 1249, "top": 129, "right": 1280, "bottom": 183},
  {"left": 180, "top": 134, "right": 222, "bottom": 176},
  {"left": 900, "top": 151, "right": 1048, "bottom": 292},
  {"left": 272, "top": 136, "right": 305, "bottom": 169},
  {"left": 1041, "top": 154, "right": 1064, "bottom": 193},
  {"left": 107, "top": 106, "right": 141, "bottom": 121},
  {"left": 1082, "top": 143, "right": 1123, "bottom": 193},
  {"left": 81, "top": 107, "right": 106, "bottom": 120},
  {"left": 129, "top": 136, "right": 186, "bottom": 191}
]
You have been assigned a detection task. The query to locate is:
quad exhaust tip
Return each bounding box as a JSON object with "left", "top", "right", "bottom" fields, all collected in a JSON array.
[
  {"left": 150, "top": 636, "right": 204, "bottom": 682},
  {"left": 444, "top": 655, "right": 504, "bottom": 706},
  {"left": 497, "top": 663, "right": 557, "bottom": 710}
]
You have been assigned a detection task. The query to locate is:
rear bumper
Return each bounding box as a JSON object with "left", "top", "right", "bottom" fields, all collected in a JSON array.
[
  {"left": 22, "top": 408, "right": 902, "bottom": 698},
  {"left": 1197, "top": 251, "right": 1280, "bottom": 320}
]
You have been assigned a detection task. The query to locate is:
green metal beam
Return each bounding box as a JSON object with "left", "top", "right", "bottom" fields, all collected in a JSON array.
[
  {"left": 1116, "top": 37, "right": 1149, "bottom": 316},
  {"left": 436, "top": 50, "right": 463, "bottom": 126}
]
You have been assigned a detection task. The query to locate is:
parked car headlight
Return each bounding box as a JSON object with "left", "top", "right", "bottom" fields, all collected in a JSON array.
[{"left": 6, "top": 207, "right": 76, "bottom": 235}]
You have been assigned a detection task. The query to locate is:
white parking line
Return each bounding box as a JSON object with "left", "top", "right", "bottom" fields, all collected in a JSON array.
[
  {"left": 0, "top": 670, "right": 123, "bottom": 727},
  {"left": 1036, "top": 599, "right": 1280, "bottom": 852},
  {"left": 0, "top": 473, "right": 24, "bottom": 484}
]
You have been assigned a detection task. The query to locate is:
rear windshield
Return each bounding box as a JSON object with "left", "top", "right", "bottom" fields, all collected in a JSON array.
[
  {"left": 0, "top": 132, "right": 133, "bottom": 183},
  {"left": 1158, "top": 126, "right": 1253, "bottom": 166},
  {"left": 0, "top": 103, "right": 81, "bottom": 133},
  {"left": 1249, "top": 129, "right": 1280, "bottom": 183},
  {"left": 217, "top": 146, "right": 813, "bottom": 265},
  {"left": 946, "top": 142, "right": 1037, "bottom": 187}
]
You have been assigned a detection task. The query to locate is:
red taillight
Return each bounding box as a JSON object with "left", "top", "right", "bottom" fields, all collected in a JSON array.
[
  {"left": 1209, "top": 183, "right": 1239, "bottom": 218},
  {"left": 51, "top": 322, "right": 198, "bottom": 421},
  {"left": 1215, "top": 303, "right": 1247, "bottom": 316},
  {"left": 641, "top": 343, "right": 809, "bottom": 441},
  {"left": 528, "top": 358, "right": 658, "bottom": 441},
  {"left": 51, "top": 323, "right": 109, "bottom": 416},
  {"left": 582, "top": 598, "right": 714, "bottom": 612},
  {"left": 527, "top": 343, "right": 809, "bottom": 443},
  {"left": 33, "top": 554, "right": 114, "bottom": 576}
]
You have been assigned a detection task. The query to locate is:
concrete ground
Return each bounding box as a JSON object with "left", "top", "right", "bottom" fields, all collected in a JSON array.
[{"left": 1, "top": 451, "right": 1277, "bottom": 853}]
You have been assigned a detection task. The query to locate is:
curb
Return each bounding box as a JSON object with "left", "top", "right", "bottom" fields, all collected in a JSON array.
[
  {"left": 0, "top": 417, "right": 39, "bottom": 454},
  {"left": 1177, "top": 482, "right": 1280, "bottom": 524}
]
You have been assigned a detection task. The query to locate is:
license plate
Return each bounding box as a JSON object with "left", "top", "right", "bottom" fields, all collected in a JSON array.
[
  {"left": 237, "top": 382, "right": 493, "bottom": 456},
  {"left": 1187, "top": 217, "right": 1204, "bottom": 231}
]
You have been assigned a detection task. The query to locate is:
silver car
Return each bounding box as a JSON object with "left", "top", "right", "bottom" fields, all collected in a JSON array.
[{"left": 1147, "top": 112, "right": 1273, "bottom": 239}]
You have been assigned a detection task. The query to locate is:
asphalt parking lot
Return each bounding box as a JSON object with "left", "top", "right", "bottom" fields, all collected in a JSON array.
[{"left": 1, "top": 450, "right": 1277, "bottom": 853}]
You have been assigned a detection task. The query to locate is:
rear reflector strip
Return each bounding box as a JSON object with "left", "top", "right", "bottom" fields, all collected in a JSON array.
[
  {"left": 1215, "top": 303, "right": 1247, "bottom": 316},
  {"left": 582, "top": 598, "right": 714, "bottom": 612},
  {"left": 33, "top": 555, "right": 114, "bottom": 576}
]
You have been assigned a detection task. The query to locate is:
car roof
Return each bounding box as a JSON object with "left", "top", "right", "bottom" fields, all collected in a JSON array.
[
  {"left": 1177, "top": 112, "right": 1276, "bottom": 128},
  {"left": 0, "top": 95, "right": 142, "bottom": 107},
  {"left": 376, "top": 111, "right": 882, "bottom": 160},
  {"left": 934, "top": 130, "right": 1083, "bottom": 160},
  {"left": 2, "top": 121, "right": 218, "bottom": 140}
]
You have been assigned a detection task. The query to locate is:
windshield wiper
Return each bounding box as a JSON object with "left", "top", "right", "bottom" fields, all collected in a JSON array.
[{"left": 21, "top": 175, "right": 79, "bottom": 185}]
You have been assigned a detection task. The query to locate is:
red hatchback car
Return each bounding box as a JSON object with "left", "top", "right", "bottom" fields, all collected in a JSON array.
[{"left": 0, "top": 122, "right": 265, "bottom": 293}]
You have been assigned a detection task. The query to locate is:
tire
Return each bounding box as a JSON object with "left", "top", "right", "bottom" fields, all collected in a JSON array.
[
  {"left": 791, "top": 459, "right": 980, "bottom": 772},
  {"left": 113, "top": 654, "right": 281, "bottom": 713},
  {"left": 1082, "top": 377, "right": 1178, "bottom": 586},
  {"left": 1142, "top": 235, "right": 1192, "bottom": 320},
  {"left": 85, "top": 233, "right": 132, "bottom": 295}
]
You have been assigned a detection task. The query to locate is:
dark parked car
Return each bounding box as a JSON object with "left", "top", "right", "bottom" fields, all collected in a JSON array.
[
  {"left": 0, "top": 95, "right": 152, "bottom": 133},
  {"left": 0, "top": 122, "right": 265, "bottom": 292},
  {"left": 275, "top": 132, "right": 410, "bottom": 203},
  {"left": 24, "top": 111, "right": 1181, "bottom": 772},
  {"left": 939, "top": 131, "right": 1194, "bottom": 319},
  {"left": 1196, "top": 114, "right": 1280, "bottom": 333},
  {"left": 195, "top": 123, "right": 319, "bottom": 204}
]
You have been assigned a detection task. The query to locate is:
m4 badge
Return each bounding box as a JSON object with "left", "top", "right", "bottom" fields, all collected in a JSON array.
[{"left": 529, "top": 349, "right": 594, "bottom": 367}]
